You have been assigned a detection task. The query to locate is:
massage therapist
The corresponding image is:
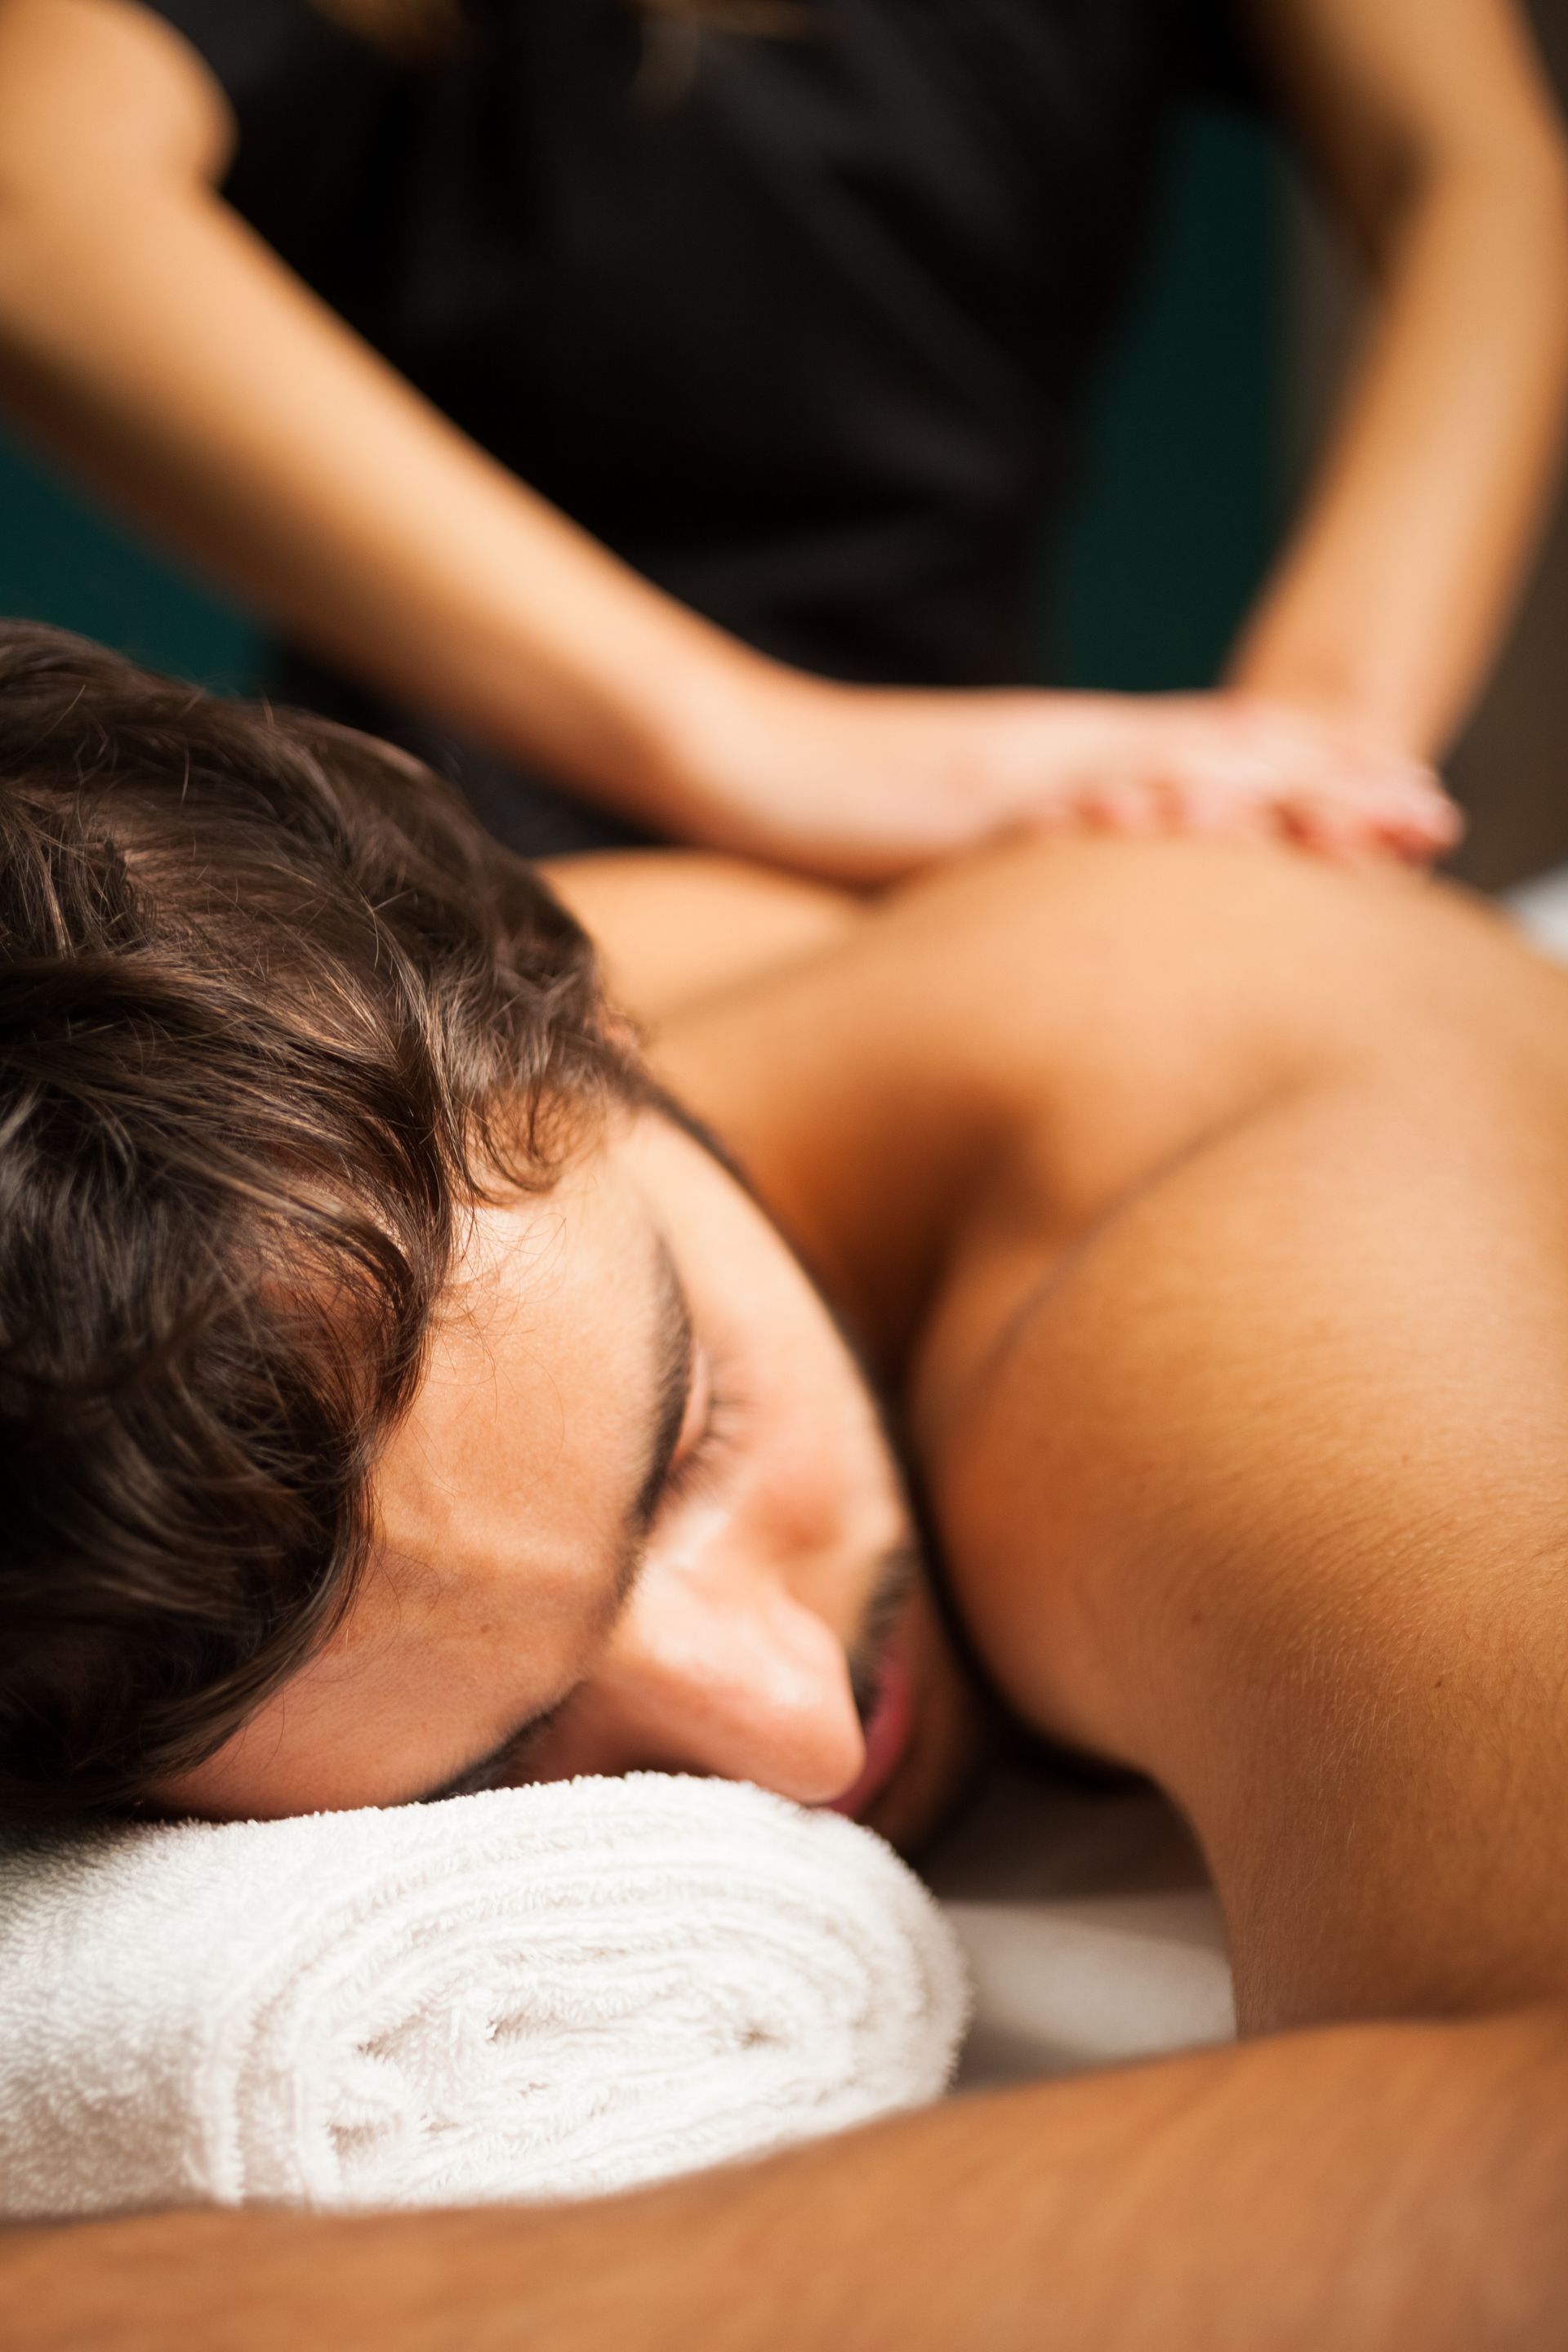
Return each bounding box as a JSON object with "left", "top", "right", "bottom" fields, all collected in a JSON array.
[{"left": 0, "top": 0, "right": 1563, "bottom": 870}]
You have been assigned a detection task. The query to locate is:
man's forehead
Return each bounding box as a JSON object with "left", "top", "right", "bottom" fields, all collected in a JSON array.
[
  {"left": 162, "top": 1162, "right": 693, "bottom": 1814},
  {"left": 371, "top": 1179, "right": 670, "bottom": 1574}
]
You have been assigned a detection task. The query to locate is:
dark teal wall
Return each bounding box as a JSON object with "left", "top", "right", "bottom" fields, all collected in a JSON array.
[
  {"left": 1051, "top": 114, "right": 1282, "bottom": 691},
  {"left": 0, "top": 449, "right": 261, "bottom": 693},
  {"left": 0, "top": 112, "right": 1280, "bottom": 704}
]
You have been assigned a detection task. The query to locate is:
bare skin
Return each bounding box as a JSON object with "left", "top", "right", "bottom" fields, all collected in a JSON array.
[
  {"left": 6, "top": 2011, "right": 1568, "bottom": 2352},
  {"left": 586, "top": 842, "right": 1568, "bottom": 2034},
  {"left": 13, "top": 838, "right": 1568, "bottom": 2345},
  {"left": 1, "top": 0, "right": 1564, "bottom": 870}
]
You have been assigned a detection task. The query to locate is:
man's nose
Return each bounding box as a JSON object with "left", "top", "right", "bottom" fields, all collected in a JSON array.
[{"left": 596, "top": 1569, "right": 866, "bottom": 1807}]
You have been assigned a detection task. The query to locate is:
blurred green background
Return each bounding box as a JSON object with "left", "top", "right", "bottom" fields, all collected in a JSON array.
[
  {"left": 1054, "top": 113, "right": 1281, "bottom": 694},
  {"left": 0, "top": 113, "right": 1281, "bottom": 701}
]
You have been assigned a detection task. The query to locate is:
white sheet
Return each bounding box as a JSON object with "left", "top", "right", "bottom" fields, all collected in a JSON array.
[{"left": 925, "top": 1766, "right": 1234, "bottom": 2087}]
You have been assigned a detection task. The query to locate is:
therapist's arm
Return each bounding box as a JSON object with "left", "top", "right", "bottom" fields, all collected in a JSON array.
[
  {"left": 5, "top": 2010, "right": 1568, "bottom": 2352},
  {"left": 0, "top": 0, "right": 1454, "bottom": 880},
  {"left": 1231, "top": 0, "right": 1568, "bottom": 758},
  {"left": 0, "top": 0, "right": 760, "bottom": 841}
]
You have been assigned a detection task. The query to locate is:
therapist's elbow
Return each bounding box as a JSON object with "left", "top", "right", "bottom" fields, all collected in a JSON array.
[
  {"left": 1355, "top": 91, "right": 1568, "bottom": 296},
  {"left": 1418, "top": 108, "right": 1568, "bottom": 270}
]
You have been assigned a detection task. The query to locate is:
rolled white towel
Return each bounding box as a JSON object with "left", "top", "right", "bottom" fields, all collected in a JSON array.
[{"left": 0, "top": 1773, "right": 968, "bottom": 2223}]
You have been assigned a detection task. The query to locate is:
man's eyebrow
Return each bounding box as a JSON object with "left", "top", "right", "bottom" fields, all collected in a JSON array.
[{"left": 416, "top": 1234, "right": 696, "bottom": 1806}]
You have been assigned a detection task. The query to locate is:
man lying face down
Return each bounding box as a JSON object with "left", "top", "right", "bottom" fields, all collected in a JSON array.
[
  {"left": 0, "top": 626, "right": 971, "bottom": 1842},
  {"left": 5, "top": 621, "right": 1568, "bottom": 2346}
]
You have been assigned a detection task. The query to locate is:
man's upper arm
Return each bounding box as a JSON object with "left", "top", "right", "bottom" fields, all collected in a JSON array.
[{"left": 924, "top": 1042, "right": 1568, "bottom": 2033}]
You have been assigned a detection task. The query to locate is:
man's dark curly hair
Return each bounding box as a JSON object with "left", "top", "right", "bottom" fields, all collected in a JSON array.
[{"left": 0, "top": 621, "right": 640, "bottom": 1818}]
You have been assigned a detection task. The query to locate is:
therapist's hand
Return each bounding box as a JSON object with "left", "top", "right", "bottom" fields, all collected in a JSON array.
[{"left": 675, "top": 675, "right": 1462, "bottom": 885}]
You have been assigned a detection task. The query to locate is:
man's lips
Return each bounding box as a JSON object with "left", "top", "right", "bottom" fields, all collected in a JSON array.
[{"left": 827, "top": 1633, "right": 914, "bottom": 1820}]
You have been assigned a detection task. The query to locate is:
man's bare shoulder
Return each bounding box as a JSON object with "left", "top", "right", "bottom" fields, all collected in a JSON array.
[
  {"left": 615, "top": 838, "right": 1562, "bottom": 1088},
  {"left": 542, "top": 851, "right": 865, "bottom": 1025},
  {"left": 555, "top": 835, "right": 1566, "bottom": 1036},
  {"left": 631, "top": 842, "right": 1568, "bottom": 1348}
]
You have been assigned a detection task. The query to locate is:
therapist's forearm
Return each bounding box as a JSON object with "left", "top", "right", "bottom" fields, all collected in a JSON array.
[
  {"left": 0, "top": 176, "right": 755, "bottom": 832},
  {"left": 1228, "top": 149, "right": 1568, "bottom": 756},
  {"left": 5, "top": 2011, "right": 1566, "bottom": 2352}
]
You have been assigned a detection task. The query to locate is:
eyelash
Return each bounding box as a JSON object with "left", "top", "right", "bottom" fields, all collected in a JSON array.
[
  {"left": 433, "top": 1697, "right": 568, "bottom": 1802},
  {"left": 488, "top": 1699, "right": 565, "bottom": 1784},
  {"left": 658, "top": 1363, "right": 744, "bottom": 1520},
  {"left": 442, "top": 1359, "right": 746, "bottom": 1801}
]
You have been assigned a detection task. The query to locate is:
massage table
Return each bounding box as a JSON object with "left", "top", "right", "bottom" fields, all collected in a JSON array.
[{"left": 926, "top": 1767, "right": 1234, "bottom": 2086}]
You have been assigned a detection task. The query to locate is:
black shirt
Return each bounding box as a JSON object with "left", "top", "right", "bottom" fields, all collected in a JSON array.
[{"left": 145, "top": 0, "right": 1257, "bottom": 693}]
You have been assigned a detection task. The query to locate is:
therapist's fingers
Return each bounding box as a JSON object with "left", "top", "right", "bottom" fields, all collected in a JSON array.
[
  {"left": 1067, "top": 764, "right": 1283, "bottom": 849},
  {"left": 1172, "top": 725, "right": 1460, "bottom": 865},
  {"left": 1072, "top": 775, "right": 1167, "bottom": 834},
  {"left": 1281, "top": 768, "right": 1463, "bottom": 866},
  {"left": 1113, "top": 756, "right": 1456, "bottom": 866},
  {"left": 1211, "top": 704, "right": 1463, "bottom": 858},
  {"left": 1067, "top": 766, "right": 1276, "bottom": 841}
]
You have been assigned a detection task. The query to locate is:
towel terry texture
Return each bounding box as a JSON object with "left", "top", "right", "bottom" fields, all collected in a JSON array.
[{"left": 0, "top": 1773, "right": 969, "bottom": 2223}]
